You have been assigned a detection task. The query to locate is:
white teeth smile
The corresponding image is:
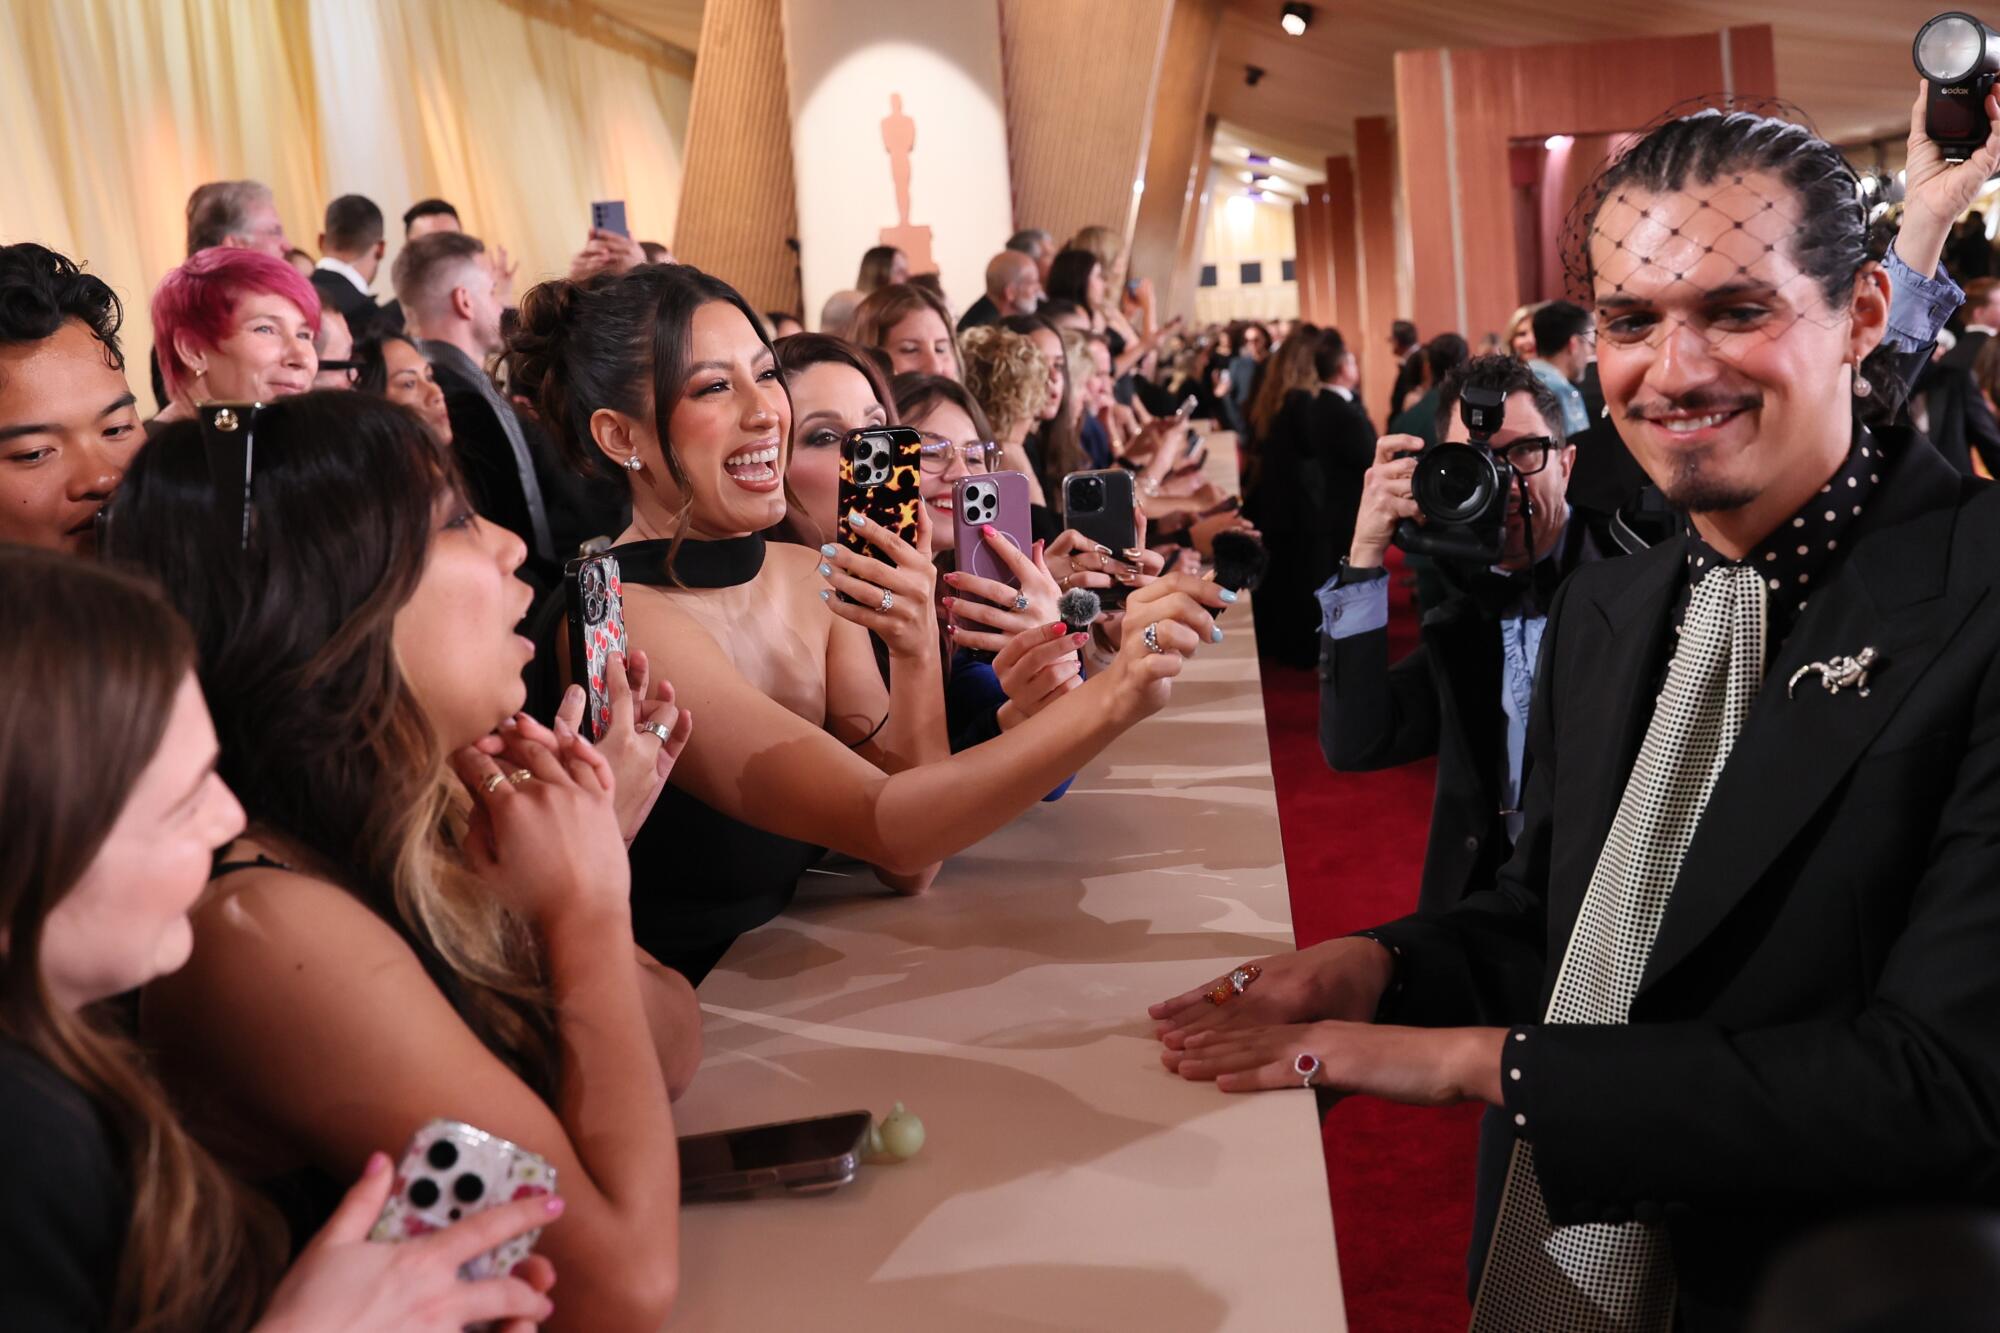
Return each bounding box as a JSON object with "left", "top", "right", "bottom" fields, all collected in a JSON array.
[
  {"left": 1660, "top": 412, "right": 1734, "bottom": 433},
  {"left": 724, "top": 446, "right": 779, "bottom": 467}
]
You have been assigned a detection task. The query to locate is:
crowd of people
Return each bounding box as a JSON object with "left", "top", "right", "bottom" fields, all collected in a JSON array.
[{"left": 4, "top": 73, "right": 2000, "bottom": 1333}]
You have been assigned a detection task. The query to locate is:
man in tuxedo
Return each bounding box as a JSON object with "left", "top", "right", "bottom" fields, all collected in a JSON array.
[
  {"left": 957, "top": 250, "right": 1041, "bottom": 332},
  {"left": 1320, "top": 355, "right": 1613, "bottom": 915},
  {"left": 394, "top": 231, "right": 626, "bottom": 589},
  {"left": 1919, "top": 276, "right": 2000, "bottom": 476},
  {"left": 1158, "top": 108, "right": 2000, "bottom": 1331},
  {"left": 310, "top": 194, "right": 399, "bottom": 340},
  {"left": 1387, "top": 319, "right": 1423, "bottom": 419}
]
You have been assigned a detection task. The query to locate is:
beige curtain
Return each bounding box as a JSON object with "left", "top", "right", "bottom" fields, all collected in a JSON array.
[{"left": 0, "top": 0, "right": 690, "bottom": 396}]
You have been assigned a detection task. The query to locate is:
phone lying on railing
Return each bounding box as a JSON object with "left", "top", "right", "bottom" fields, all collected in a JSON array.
[{"left": 679, "top": 1110, "right": 873, "bottom": 1201}]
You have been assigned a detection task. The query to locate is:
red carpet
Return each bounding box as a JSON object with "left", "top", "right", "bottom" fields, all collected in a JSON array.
[{"left": 1260, "top": 557, "right": 1483, "bottom": 1332}]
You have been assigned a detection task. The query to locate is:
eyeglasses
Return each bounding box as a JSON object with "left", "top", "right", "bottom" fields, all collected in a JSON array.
[
  {"left": 1492, "top": 436, "right": 1557, "bottom": 476},
  {"left": 915, "top": 434, "right": 999, "bottom": 472}
]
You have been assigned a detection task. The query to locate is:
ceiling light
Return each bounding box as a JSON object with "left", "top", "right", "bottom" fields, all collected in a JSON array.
[
  {"left": 1543, "top": 134, "right": 1573, "bottom": 151},
  {"left": 1281, "top": 3, "right": 1313, "bottom": 37}
]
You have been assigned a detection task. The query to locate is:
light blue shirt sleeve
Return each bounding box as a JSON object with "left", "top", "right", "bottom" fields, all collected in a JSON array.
[
  {"left": 1314, "top": 572, "right": 1390, "bottom": 641},
  {"left": 1881, "top": 247, "right": 1963, "bottom": 353},
  {"left": 1497, "top": 611, "right": 1548, "bottom": 846},
  {"left": 1529, "top": 360, "right": 1591, "bottom": 435}
]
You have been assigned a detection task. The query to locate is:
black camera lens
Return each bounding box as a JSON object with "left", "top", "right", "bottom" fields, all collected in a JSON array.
[
  {"left": 453, "top": 1172, "right": 486, "bottom": 1203},
  {"left": 426, "top": 1140, "right": 459, "bottom": 1170},
  {"left": 409, "top": 1177, "right": 441, "bottom": 1208},
  {"left": 1414, "top": 443, "right": 1500, "bottom": 523},
  {"left": 1071, "top": 477, "right": 1105, "bottom": 512}
]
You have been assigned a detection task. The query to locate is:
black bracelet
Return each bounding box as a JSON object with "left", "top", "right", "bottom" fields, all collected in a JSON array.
[{"left": 847, "top": 712, "right": 891, "bottom": 750}]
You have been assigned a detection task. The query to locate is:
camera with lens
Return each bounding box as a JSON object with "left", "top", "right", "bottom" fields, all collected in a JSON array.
[
  {"left": 1392, "top": 382, "right": 1517, "bottom": 563},
  {"left": 1917, "top": 12, "right": 2000, "bottom": 160}
]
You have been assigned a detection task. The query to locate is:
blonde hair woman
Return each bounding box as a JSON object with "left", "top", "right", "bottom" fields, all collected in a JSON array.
[
  {"left": 1505, "top": 301, "right": 1547, "bottom": 361},
  {"left": 960, "top": 324, "right": 1051, "bottom": 503}
]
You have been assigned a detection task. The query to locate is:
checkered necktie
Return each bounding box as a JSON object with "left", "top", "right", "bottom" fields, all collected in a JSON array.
[{"left": 1470, "top": 563, "right": 1767, "bottom": 1332}]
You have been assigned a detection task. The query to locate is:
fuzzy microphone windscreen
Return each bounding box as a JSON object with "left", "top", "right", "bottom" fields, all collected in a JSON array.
[
  {"left": 1210, "top": 530, "right": 1269, "bottom": 594},
  {"left": 1057, "top": 586, "right": 1103, "bottom": 633}
]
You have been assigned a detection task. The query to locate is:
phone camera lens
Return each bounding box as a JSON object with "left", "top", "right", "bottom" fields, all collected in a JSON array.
[
  {"left": 409, "top": 1177, "right": 441, "bottom": 1208},
  {"left": 453, "top": 1172, "right": 486, "bottom": 1203},
  {"left": 427, "top": 1140, "right": 459, "bottom": 1170}
]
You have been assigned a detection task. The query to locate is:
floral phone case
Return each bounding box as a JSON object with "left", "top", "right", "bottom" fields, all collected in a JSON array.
[
  {"left": 370, "top": 1119, "right": 558, "bottom": 1281},
  {"left": 836, "top": 426, "right": 924, "bottom": 602},
  {"left": 563, "top": 553, "right": 626, "bottom": 742}
]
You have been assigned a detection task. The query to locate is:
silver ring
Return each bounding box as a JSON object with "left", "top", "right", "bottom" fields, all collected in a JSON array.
[
  {"left": 1294, "top": 1053, "right": 1322, "bottom": 1088},
  {"left": 1142, "top": 623, "right": 1165, "bottom": 654},
  {"left": 1012, "top": 592, "right": 1031, "bottom": 612},
  {"left": 638, "top": 721, "right": 671, "bottom": 744},
  {"left": 877, "top": 589, "right": 895, "bottom": 613}
]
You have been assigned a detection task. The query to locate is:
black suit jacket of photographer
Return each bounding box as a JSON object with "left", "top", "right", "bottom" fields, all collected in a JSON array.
[
  {"left": 1364, "top": 428, "right": 2000, "bottom": 1330},
  {"left": 1318, "top": 509, "right": 1614, "bottom": 916}
]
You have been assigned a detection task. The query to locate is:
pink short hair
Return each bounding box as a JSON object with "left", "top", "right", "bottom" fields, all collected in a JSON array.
[{"left": 152, "top": 246, "right": 321, "bottom": 400}]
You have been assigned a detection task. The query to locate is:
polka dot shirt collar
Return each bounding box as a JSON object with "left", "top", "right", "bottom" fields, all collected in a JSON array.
[{"left": 1683, "top": 429, "right": 1881, "bottom": 650}]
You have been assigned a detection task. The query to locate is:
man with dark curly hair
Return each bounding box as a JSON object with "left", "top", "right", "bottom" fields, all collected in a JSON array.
[{"left": 0, "top": 243, "right": 140, "bottom": 555}]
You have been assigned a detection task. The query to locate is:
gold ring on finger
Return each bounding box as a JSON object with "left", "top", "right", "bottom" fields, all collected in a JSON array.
[
  {"left": 481, "top": 772, "right": 508, "bottom": 794},
  {"left": 504, "top": 768, "right": 534, "bottom": 786}
]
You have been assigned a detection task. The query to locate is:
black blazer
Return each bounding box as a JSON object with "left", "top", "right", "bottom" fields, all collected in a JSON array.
[
  {"left": 1247, "top": 388, "right": 1377, "bottom": 668},
  {"left": 308, "top": 268, "right": 399, "bottom": 340},
  {"left": 1919, "top": 329, "right": 2000, "bottom": 478},
  {"left": 1369, "top": 430, "right": 2000, "bottom": 1329},
  {"left": 1390, "top": 350, "right": 1424, "bottom": 420},
  {"left": 1319, "top": 516, "right": 1613, "bottom": 915}
]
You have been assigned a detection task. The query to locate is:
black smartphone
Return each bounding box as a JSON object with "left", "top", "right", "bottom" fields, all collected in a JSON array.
[
  {"left": 563, "top": 552, "right": 626, "bottom": 742},
  {"left": 589, "top": 199, "right": 629, "bottom": 237},
  {"left": 1062, "top": 468, "right": 1139, "bottom": 608},
  {"left": 679, "top": 1110, "right": 872, "bottom": 1201}
]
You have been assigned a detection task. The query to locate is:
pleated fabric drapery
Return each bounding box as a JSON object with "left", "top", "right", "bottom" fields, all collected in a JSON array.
[{"left": 0, "top": 0, "right": 690, "bottom": 385}]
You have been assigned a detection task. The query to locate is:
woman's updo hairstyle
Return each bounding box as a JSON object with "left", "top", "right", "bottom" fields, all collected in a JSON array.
[{"left": 507, "top": 262, "right": 780, "bottom": 505}]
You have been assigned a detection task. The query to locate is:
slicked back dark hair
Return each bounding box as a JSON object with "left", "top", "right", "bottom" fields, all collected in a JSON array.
[
  {"left": 0, "top": 243, "right": 125, "bottom": 378},
  {"left": 323, "top": 194, "right": 385, "bottom": 252},
  {"left": 1437, "top": 353, "right": 1569, "bottom": 446},
  {"left": 1425, "top": 332, "right": 1470, "bottom": 382}
]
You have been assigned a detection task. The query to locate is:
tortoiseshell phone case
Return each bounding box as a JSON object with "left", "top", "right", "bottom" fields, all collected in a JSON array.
[
  {"left": 370, "top": 1119, "right": 557, "bottom": 1281},
  {"left": 836, "top": 426, "right": 925, "bottom": 603}
]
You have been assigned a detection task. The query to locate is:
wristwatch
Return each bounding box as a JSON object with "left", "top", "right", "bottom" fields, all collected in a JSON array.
[{"left": 1334, "top": 558, "right": 1390, "bottom": 588}]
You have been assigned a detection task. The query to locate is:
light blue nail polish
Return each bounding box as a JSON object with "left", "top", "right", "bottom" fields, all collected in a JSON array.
[
  {"left": 1210, "top": 626, "right": 1225, "bottom": 643},
  {"left": 847, "top": 509, "right": 867, "bottom": 527},
  {"left": 819, "top": 589, "right": 830, "bottom": 601},
  {"left": 819, "top": 543, "right": 838, "bottom": 557},
  {"left": 817, "top": 562, "right": 832, "bottom": 576},
  {"left": 1218, "top": 588, "right": 1239, "bottom": 603}
]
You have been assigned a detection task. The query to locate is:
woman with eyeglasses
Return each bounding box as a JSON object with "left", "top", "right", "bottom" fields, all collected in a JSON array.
[
  {"left": 106, "top": 393, "right": 695, "bottom": 1332},
  {"left": 506, "top": 264, "right": 1235, "bottom": 981},
  {"left": 148, "top": 247, "right": 321, "bottom": 433}
]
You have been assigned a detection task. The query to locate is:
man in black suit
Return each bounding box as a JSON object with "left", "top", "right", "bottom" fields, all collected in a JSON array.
[
  {"left": 1157, "top": 109, "right": 2000, "bottom": 1331},
  {"left": 1920, "top": 275, "right": 2000, "bottom": 476},
  {"left": 1387, "top": 319, "right": 1423, "bottom": 419},
  {"left": 309, "top": 195, "right": 399, "bottom": 340},
  {"left": 956, "top": 250, "right": 1042, "bottom": 332},
  {"left": 393, "top": 231, "right": 626, "bottom": 590},
  {"left": 1319, "top": 356, "right": 1610, "bottom": 915}
]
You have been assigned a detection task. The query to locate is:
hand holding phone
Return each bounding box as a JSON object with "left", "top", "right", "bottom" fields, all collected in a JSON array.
[
  {"left": 259, "top": 1146, "right": 560, "bottom": 1333},
  {"left": 563, "top": 554, "right": 626, "bottom": 743},
  {"left": 370, "top": 1120, "right": 559, "bottom": 1275},
  {"left": 589, "top": 199, "right": 629, "bottom": 238}
]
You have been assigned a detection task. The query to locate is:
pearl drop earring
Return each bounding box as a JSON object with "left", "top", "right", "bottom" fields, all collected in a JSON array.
[{"left": 625, "top": 454, "right": 644, "bottom": 471}]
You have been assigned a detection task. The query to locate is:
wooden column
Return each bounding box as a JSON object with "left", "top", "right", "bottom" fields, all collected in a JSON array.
[
  {"left": 1355, "top": 115, "right": 1400, "bottom": 416},
  {"left": 671, "top": 0, "right": 799, "bottom": 312},
  {"left": 1324, "top": 154, "right": 1361, "bottom": 340},
  {"left": 1130, "top": 0, "right": 1222, "bottom": 319},
  {"left": 1172, "top": 118, "right": 1220, "bottom": 318},
  {"left": 1394, "top": 25, "right": 1776, "bottom": 349},
  {"left": 998, "top": 0, "right": 1172, "bottom": 252}
]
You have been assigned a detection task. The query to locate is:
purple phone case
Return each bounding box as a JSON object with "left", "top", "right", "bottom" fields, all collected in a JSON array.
[{"left": 952, "top": 472, "right": 1033, "bottom": 633}]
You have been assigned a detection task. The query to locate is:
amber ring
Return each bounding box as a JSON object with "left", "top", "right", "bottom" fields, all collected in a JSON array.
[{"left": 1204, "top": 963, "right": 1261, "bottom": 1006}]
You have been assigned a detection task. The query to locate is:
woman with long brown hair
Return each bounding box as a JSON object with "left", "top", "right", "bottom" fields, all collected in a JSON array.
[
  {"left": 506, "top": 263, "right": 1235, "bottom": 980},
  {"left": 0, "top": 548, "right": 561, "bottom": 1332},
  {"left": 105, "top": 393, "right": 694, "bottom": 1331},
  {"left": 849, "top": 281, "right": 962, "bottom": 379}
]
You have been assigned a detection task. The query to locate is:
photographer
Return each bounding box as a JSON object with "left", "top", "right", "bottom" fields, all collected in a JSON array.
[{"left": 1316, "top": 355, "right": 1602, "bottom": 913}]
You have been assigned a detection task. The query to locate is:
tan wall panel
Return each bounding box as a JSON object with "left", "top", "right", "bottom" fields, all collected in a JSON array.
[
  {"left": 672, "top": 0, "right": 800, "bottom": 312},
  {"left": 1293, "top": 199, "right": 1320, "bottom": 323},
  {"left": 1355, "top": 116, "right": 1400, "bottom": 416},
  {"left": 1310, "top": 185, "right": 1338, "bottom": 328},
  {"left": 1172, "top": 117, "right": 1220, "bottom": 316},
  {"left": 1131, "top": 0, "right": 1222, "bottom": 317},
  {"left": 999, "top": 0, "right": 1171, "bottom": 255},
  {"left": 1394, "top": 49, "right": 1458, "bottom": 340}
]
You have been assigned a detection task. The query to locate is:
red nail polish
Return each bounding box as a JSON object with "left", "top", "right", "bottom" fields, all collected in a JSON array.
[
  {"left": 1071, "top": 631, "right": 1089, "bottom": 644},
  {"left": 940, "top": 596, "right": 955, "bottom": 608},
  {"left": 1047, "top": 622, "right": 1066, "bottom": 637}
]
